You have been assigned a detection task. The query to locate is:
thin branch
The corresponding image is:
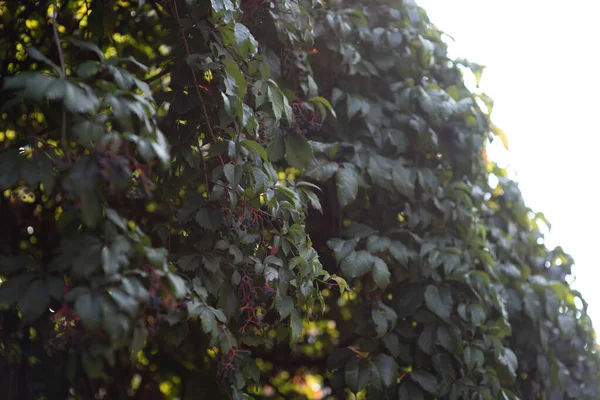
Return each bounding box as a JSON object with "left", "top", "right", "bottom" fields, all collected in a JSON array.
[
  {"left": 171, "top": 0, "right": 217, "bottom": 145},
  {"left": 52, "top": 1, "right": 70, "bottom": 163}
]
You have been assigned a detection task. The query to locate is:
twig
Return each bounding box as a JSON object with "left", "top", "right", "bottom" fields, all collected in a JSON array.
[
  {"left": 171, "top": 0, "right": 218, "bottom": 145},
  {"left": 51, "top": 1, "right": 70, "bottom": 163}
]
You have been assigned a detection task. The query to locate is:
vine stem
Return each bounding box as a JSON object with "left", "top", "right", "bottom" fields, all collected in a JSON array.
[
  {"left": 51, "top": 1, "right": 70, "bottom": 163},
  {"left": 171, "top": 0, "right": 217, "bottom": 145}
]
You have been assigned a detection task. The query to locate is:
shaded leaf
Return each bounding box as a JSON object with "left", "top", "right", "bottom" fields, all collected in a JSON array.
[
  {"left": 371, "top": 256, "right": 390, "bottom": 289},
  {"left": 18, "top": 280, "right": 49, "bottom": 323},
  {"left": 424, "top": 285, "right": 453, "bottom": 319},
  {"left": 373, "top": 353, "right": 398, "bottom": 388},
  {"left": 345, "top": 358, "right": 372, "bottom": 393},
  {"left": 340, "top": 251, "right": 374, "bottom": 279},
  {"left": 411, "top": 370, "right": 439, "bottom": 394},
  {"left": 336, "top": 164, "right": 360, "bottom": 209},
  {"left": 285, "top": 134, "right": 313, "bottom": 170}
]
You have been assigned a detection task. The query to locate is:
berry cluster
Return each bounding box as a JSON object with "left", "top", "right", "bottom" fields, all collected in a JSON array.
[
  {"left": 256, "top": 121, "right": 268, "bottom": 143},
  {"left": 283, "top": 102, "right": 322, "bottom": 138},
  {"left": 216, "top": 351, "right": 247, "bottom": 383},
  {"left": 238, "top": 270, "right": 276, "bottom": 335},
  {"left": 223, "top": 208, "right": 265, "bottom": 240}
]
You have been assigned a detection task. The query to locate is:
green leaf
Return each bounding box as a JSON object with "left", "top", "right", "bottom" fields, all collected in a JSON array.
[
  {"left": 443, "top": 253, "right": 461, "bottom": 275},
  {"left": 498, "top": 347, "right": 518, "bottom": 378},
  {"left": 106, "top": 208, "right": 127, "bottom": 231},
  {"left": 300, "top": 187, "right": 322, "bottom": 213},
  {"left": 432, "top": 353, "right": 456, "bottom": 382},
  {"left": 470, "top": 304, "right": 486, "bottom": 327},
  {"left": 177, "top": 254, "right": 202, "bottom": 272},
  {"left": 371, "top": 256, "right": 390, "bottom": 289},
  {"left": 224, "top": 163, "right": 242, "bottom": 187},
  {"left": 290, "top": 309, "right": 303, "bottom": 343},
  {"left": 229, "top": 246, "right": 244, "bottom": 265},
  {"left": 27, "top": 47, "right": 61, "bottom": 74},
  {"left": 366, "top": 236, "right": 391, "bottom": 253},
  {"left": 195, "top": 208, "right": 222, "bottom": 231},
  {"left": 424, "top": 285, "right": 453, "bottom": 319},
  {"left": 437, "top": 325, "right": 459, "bottom": 353},
  {"left": 267, "top": 84, "right": 292, "bottom": 123},
  {"left": 18, "top": 280, "right": 49, "bottom": 323},
  {"left": 305, "top": 160, "right": 339, "bottom": 181},
  {"left": 367, "top": 153, "right": 392, "bottom": 188},
  {"left": 285, "top": 134, "right": 313, "bottom": 170},
  {"left": 241, "top": 357, "right": 261, "bottom": 383},
  {"left": 267, "top": 133, "right": 285, "bottom": 161},
  {"left": 411, "top": 370, "right": 439, "bottom": 394},
  {"left": 101, "top": 246, "right": 118, "bottom": 275},
  {"left": 80, "top": 191, "right": 101, "bottom": 228},
  {"left": 202, "top": 254, "right": 221, "bottom": 273},
  {"left": 241, "top": 139, "right": 268, "bottom": 162},
  {"left": 327, "top": 237, "right": 359, "bottom": 262},
  {"left": 222, "top": 58, "right": 246, "bottom": 101},
  {"left": 110, "top": 289, "right": 139, "bottom": 317},
  {"left": 199, "top": 306, "right": 217, "bottom": 334},
  {"left": 234, "top": 23, "right": 258, "bottom": 59},
  {"left": 309, "top": 96, "right": 336, "bottom": 119},
  {"left": 372, "top": 308, "right": 388, "bottom": 338},
  {"left": 418, "top": 325, "right": 435, "bottom": 354},
  {"left": 130, "top": 323, "right": 148, "bottom": 363},
  {"left": 557, "top": 313, "right": 576, "bottom": 336},
  {"left": 336, "top": 164, "right": 360, "bottom": 209},
  {"left": 399, "top": 382, "right": 424, "bottom": 400},
  {"left": 74, "top": 291, "right": 102, "bottom": 332},
  {"left": 464, "top": 346, "right": 484, "bottom": 372},
  {"left": 210, "top": 0, "right": 236, "bottom": 23},
  {"left": 168, "top": 274, "right": 188, "bottom": 298},
  {"left": 68, "top": 37, "right": 106, "bottom": 62},
  {"left": 327, "top": 347, "right": 357, "bottom": 370},
  {"left": 373, "top": 354, "right": 398, "bottom": 388},
  {"left": 275, "top": 295, "right": 294, "bottom": 319},
  {"left": 345, "top": 358, "right": 372, "bottom": 393},
  {"left": 396, "top": 285, "right": 425, "bottom": 319},
  {"left": 340, "top": 251, "right": 374, "bottom": 279},
  {"left": 392, "top": 162, "right": 415, "bottom": 197}
]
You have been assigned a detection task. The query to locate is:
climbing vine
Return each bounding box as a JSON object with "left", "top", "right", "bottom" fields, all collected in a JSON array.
[{"left": 0, "top": 0, "right": 598, "bottom": 399}]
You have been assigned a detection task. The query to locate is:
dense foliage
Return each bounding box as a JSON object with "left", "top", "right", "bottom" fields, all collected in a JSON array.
[{"left": 0, "top": 0, "right": 598, "bottom": 399}]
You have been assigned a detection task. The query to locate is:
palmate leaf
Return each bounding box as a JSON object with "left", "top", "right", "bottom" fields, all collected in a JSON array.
[
  {"left": 340, "top": 250, "right": 373, "bottom": 279},
  {"left": 344, "top": 358, "right": 372, "bottom": 393},
  {"left": 18, "top": 280, "right": 49, "bottom": 324},
  {"left": 336, "top": 164, "right": 360, "bottom": 209},
  {"left": 233, "top": 23, "right": 258, "bottom": 59},
  {"left": 424, "top": 285, "right": 453, "bottom": 319},
  {"left": 1, "top": 0, "right": 598, "bottom": 398},
  {"left": 267, "top": 83, "right": 293, "bottom": 123},
  {"left": 305, "top": 159, "right": 339, "bottom": 181},
  {"left": 285, "top": 134, "right": 313, "bottom": 170}
]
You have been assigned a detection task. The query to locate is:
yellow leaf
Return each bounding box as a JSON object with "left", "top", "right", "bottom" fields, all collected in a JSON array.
[{"left": 492, "top": 125, "right": 509, "bottom": 150}]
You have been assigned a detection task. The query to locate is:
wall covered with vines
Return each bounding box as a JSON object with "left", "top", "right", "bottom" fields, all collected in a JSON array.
[{"left": 0, "top": 0, "right": 598, "bottom": 399}]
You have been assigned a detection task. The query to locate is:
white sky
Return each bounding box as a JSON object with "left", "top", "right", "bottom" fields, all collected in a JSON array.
[{"left": 416, "top": 0, "right": 600, "bottom": 328}]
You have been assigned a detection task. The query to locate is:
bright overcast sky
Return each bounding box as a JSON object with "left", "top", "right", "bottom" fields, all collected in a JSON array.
[{"left": 416, "top": 0, "right": 600, "bottom": 328}]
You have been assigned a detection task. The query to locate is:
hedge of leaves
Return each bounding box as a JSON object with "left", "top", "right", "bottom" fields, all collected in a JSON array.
[{"left": 0, "top": 0, "right": 598, "bottom": 399}]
